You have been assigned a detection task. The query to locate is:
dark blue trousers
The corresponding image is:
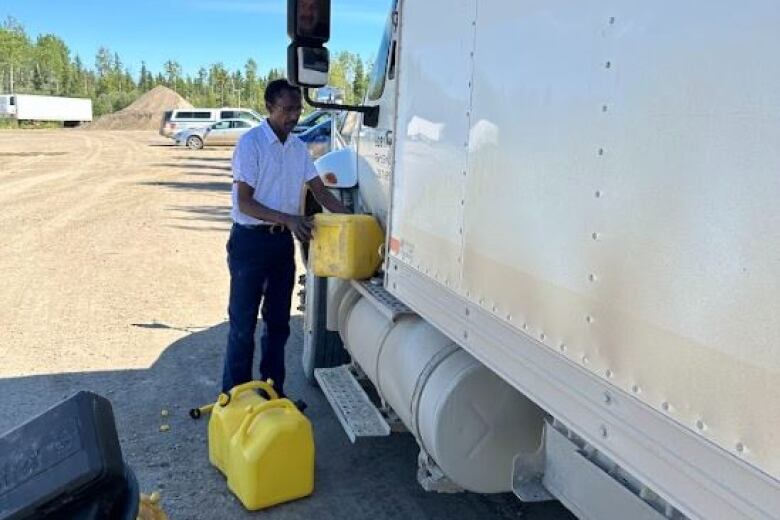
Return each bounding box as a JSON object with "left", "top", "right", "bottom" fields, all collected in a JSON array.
[{"left": 222, "top": 224, "right": 296, "bottom": 394}]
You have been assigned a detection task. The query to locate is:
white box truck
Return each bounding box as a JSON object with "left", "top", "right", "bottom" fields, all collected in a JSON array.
[
  {"left": 0, "top": 94, "right": 92, "bottom": 126},
  {"left": 288, "top": 1, "right": 780, "bottom": 519}
]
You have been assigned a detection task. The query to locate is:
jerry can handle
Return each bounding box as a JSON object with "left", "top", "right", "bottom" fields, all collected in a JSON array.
[
  {"left": 223, "top": 380, "right": 279, "bottom": 406},
  {"left": 236, "top": 400, "right": 293, "bottom": 441}
]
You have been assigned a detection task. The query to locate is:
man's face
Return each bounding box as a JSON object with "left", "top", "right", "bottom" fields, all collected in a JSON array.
[
  {"left": 266, "top": 91, "right": 303, "bottom": 135},
  {"left": 298, "top": 0, "right": 320, "bottom": 35}
]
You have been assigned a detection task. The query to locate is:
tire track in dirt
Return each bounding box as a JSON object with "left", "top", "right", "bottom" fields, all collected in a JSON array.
[
  {"left": 0, "top": 132, "right": 101, "bottom": 196},
  {"left": 0, "top": 132, "right": 158, "bottom": 245},
  {"left": 1, "top": 133, "right": 160, "bottom": 335},
  {"left": 0, "top": 130, "right": 235, "bottom": 376}
]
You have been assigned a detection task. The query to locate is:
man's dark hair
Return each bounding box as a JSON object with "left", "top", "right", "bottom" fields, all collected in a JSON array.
[{"left": 264, "top": 79, "right": 302, "bottom": 105}]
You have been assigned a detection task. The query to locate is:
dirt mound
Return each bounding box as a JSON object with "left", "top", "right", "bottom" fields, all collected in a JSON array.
[{"left": 89, "top": 86, "right": 192, "bottom": 130}]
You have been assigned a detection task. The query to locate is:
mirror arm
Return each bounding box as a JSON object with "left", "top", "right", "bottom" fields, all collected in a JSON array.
[{"left": 303, "top": 88, "right": 380, "bottom": 127}]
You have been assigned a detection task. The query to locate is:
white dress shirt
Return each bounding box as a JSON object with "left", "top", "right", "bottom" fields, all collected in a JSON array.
[{"left": 231, "top": 120, "right": 318, "bottom": 225}]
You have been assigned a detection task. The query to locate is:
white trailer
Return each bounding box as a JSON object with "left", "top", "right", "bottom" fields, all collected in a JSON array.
[
  {"left": 0, "top": 94, "right": 92, "bottom": 126},
  {"left": 288, "top": 1, "right": 780, "bottom": 519}
]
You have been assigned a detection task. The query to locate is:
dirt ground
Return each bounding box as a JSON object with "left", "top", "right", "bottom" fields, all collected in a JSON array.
[{"left": 0, "top": 130, "right": 574, "bottom": 520}]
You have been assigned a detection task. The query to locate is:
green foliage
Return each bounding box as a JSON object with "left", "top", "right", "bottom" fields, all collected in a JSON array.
[
  {"left": 326, "top": 51, "right": 371, "bottom": 105},
  {"left": 352, "top": 58, "right": 366, "bottom": 103},
  {"left": 0, "top": 18, "right": 373, "bottom": 117},
  {"left": 93, "top": 90, "right": 139, "bottom": 117},
  {"left": 0, "top": 117, "right": 60, "bottom": 129},
  {"left": 139, "top": 61, "right": 153, "bottom": 91}
]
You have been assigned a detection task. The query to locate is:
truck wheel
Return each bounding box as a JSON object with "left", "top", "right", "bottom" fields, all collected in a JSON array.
[
  {"left": 186, "top": 136, "right": 203, "bottom": 149},
  {"left": 301, "top": 269, "right": 350, "bottom": 385}
]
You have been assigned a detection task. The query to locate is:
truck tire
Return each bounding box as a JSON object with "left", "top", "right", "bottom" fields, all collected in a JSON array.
[{"left": 301, "top": 270, "right": 350, "bottom": 385}]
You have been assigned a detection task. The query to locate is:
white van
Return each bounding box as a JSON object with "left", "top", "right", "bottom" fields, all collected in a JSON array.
[{"left": 159, "top": 107, "right": 262, "bottom": 138}]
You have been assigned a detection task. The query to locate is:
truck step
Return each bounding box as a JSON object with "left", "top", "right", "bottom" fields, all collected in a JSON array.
[
  {"left": 314, "top": 365, "right": 391, "bottom": 443},
  {"left": 351, "top": 278, "right": 415, "bottom": 322}
]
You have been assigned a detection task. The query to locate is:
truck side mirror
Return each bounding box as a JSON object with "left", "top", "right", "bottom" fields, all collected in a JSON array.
[
  {"left": 287, "top": 44, "right": 330, "bottom": 88},
  {"left": 285, "top": 0, "right": 377, "bottom": 123},
  {"left": 287, "top": 0, "right": 331, "bottom": 88}
]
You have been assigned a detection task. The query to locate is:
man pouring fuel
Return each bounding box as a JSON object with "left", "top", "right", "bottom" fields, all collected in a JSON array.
[{"left": 222, "top": 79, "right": 347, "bottom": 397}]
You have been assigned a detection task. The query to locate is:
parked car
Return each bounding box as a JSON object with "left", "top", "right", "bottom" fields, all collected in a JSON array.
[
  {"left": 293, "top": 109, "right": 331, "bottom": 134},
  {"left": 160, "top": 107, "right": 262, "bottom": 138},
  {"left": 174, "top": 119, "right": 260, "bottom": 149},
  {"left": 297, "top": 118, "right": 333, "bottom": 159}
]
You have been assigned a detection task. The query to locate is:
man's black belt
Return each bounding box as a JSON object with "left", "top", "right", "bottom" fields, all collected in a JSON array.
[{"left": 234, "top": 222, "right": 289, "bottom": 234}]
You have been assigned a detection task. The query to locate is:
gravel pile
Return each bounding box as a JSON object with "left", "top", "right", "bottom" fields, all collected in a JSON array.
[{"left": 89, "top": 86, "right": 192, "bottom": 130}]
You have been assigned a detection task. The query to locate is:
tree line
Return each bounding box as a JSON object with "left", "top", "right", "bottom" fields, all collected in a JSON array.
[{"left": 0, "top": 17, "right": 371, "bottom": 117}]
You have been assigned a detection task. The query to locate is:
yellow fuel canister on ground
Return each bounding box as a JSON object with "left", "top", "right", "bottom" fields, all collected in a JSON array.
[
  {"left": 311, "top": 214, "right": 384, "bottom": 279},
  {"left": 226, "top": 399, "right": 315, "bottom": 510},
  {"left": 207, "top": 380, "right": 279, "bottom": 474}
]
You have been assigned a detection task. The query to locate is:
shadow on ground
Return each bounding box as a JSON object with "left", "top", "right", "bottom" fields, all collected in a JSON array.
[
  {"left": 140, "top": 156, "right": 234, "bottom": 192},
  {"left": 167, "top": 204, "right": 232, "bottom": 223},
  {"left": 163, "top": 204, "right": 232, "bottom": 234},
  {"left": 151, "top": 162, "right": 232, "bottom": 172},
  {"left": 179, "top": 156, "right": 232, "bottom": 162},
  {"left": 141, "top": 180, "right": 232, "bottom": 192},
  {"left": 0, "top": 151, "right": 69, "bottom": 157},
  {"left": 0, "top": 318, "right": 574, "bottom": 520}
]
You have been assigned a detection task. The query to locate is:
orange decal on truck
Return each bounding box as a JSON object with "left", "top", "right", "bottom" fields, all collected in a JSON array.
[{"left": 389, "top": 237, "right": 401, "bottom": 255}]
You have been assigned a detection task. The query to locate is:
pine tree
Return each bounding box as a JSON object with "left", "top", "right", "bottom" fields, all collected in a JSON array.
[
  {"left": 112, "top": 52, "right": 123, "bottom": 91},
  {"left": 72, "top": 54, "right": 85, "bottom": 96},
  {"left": 94, "top": 47, "right": 112, "bottom": 95},
  {"left": 163, "top": 59, "right": 181, "bottom": 90},
  {"left": 244, "top": 58, "right": 258, "bottom": 108},
  {"left": 196, "top": 67, "right": 208, "bottom": 98},
  {"left": 139, "top": 61, "right": 151, "bottom": 91},
  {"left": 209, "top": 63, "right": 228, "bottom": 105},
  {"left": 352, "top": 57, "right": 366, "bottom": 103}
]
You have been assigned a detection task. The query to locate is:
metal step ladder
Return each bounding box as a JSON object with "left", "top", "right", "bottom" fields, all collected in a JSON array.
[
  {"left": 351, "top": 278, "right": 415, "bottom": 322},
  {"left": 314, "top": 365, "right": 391, "bottom": 443}
]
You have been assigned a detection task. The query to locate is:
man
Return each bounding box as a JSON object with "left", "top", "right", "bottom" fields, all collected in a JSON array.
[{"left": 223, "top": 79, "right": 347, "bottom": 396}]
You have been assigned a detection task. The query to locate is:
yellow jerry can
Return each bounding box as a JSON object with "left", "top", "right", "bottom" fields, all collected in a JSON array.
[
  {"left": 311, "top": 214, "right": 384, "bottom": 279},
  {"left": 207, "top": 380, "right": 279, "bottom": 474},
  {"left": 225, "top": 399, "right": 315, "bottom": 510}
]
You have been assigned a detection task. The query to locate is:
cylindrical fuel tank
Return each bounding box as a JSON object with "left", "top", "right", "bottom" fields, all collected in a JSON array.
[
  {"left": 339, "top": 295, "right": 545, "bottom": 493},
  {"left": 340, "top": 296, "right": 391, "bottom": 383},
  {"left": 415, "top": 347, "right": 546, "bottom": 493}
]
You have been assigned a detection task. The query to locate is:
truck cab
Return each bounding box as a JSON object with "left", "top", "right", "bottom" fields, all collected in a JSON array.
[{"left": 0, "top": 95, "right": 17, "bottom": 118}]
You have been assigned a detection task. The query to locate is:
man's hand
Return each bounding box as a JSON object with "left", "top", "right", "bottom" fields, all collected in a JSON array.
[
  {"left": 284, "top": 215, "right": 315, "bottom": 242},
  {"left": 307, "top": 176, "right": 350, "bottom": 214}
]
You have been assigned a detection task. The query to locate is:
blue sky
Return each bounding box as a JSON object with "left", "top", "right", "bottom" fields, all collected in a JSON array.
[{"left": 1, "top": 0, "right": 392, "bottom": 76}]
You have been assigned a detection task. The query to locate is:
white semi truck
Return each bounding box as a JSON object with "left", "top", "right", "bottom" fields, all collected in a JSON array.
[
  {"left": 0, "top": 94, "right": 93, "bottom": 126},
  {"left": 287, "top": 1, "right": 780, "bottom": 519}
]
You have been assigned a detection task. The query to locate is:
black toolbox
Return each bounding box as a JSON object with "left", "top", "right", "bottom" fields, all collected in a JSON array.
[{"left": 0, "top": 391, "right": 139, "bottom": 520}]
